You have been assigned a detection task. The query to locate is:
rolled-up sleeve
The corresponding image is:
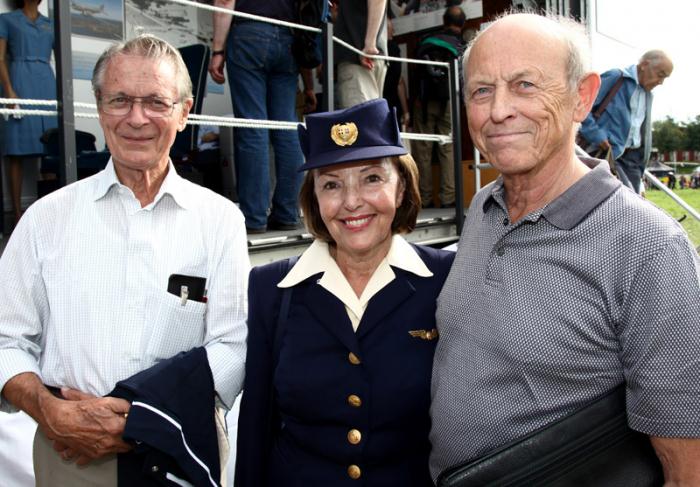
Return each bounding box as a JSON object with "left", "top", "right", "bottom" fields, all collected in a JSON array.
[
  {"left": 0, "top": 212, "right": 48, "bottom": 412},
  {"left": 203, "top": 204, "right": 250, "bottom": 409}
]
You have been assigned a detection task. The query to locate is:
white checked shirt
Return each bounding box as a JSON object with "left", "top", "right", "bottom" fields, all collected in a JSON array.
[
  {"left": 0, "top": 160, "right": 249, "bottom": 410},
  {"left": 278, "top": 235, "right": 433, "bottom": 331}
]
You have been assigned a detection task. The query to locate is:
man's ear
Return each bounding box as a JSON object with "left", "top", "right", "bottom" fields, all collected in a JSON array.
[
  {"left": 573, "top": 72, "right": 601, "bottom": 123},
  {"left": 178, "top": 98, "right": 194, "bottom": 132}
]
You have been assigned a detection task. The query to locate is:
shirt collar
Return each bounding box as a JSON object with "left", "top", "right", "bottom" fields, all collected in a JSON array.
[
  {"left": 93, "top": 158, "right": 193, "bottom": 210},
  {"left": 278, "top": 234, "right": 433, "bottom": 288},
  {"left": 482, "top": 157, "right": 621, "bottom": 230},
  {"left": 14, "top": 9, "right": 50, "bottom": 24},
  {"left": 623, "top": 64, "right": 640, "bottom": 86}
]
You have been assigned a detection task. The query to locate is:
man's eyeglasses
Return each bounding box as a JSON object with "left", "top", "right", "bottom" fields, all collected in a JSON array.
[{"left": 99, "top": 94, "right": 179, "bottom": 118}]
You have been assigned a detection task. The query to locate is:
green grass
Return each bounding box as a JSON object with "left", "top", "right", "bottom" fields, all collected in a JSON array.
[{"left": 645, "top": 188, "right": 700, "bottom": 248}]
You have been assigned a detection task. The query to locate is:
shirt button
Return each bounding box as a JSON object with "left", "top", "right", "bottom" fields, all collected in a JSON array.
[
  {"left": 151, "top": 465, "right": 159, "bottom": 473},
  {"left": 347, "top": 465, "right": 362, "bottom": 480},
  {"left": 347, "top": 394, "right": 362, "bottom": 407},
  {"left": 348, "top": 352, "right": 361, "bottom": 365},
  {"left": 503, "top": 218, "right": 509, "bottom": 226},
  {"left": 496, "top": 246, "right": 505, "bottom": 256},
  {"left": 347, "top": 428, "right": 362, "bottom": 445}
]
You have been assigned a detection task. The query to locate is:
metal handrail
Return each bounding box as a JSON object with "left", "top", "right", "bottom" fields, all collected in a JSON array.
[{"left": 644, "top": 171, "right": 700, "bottom": 222}]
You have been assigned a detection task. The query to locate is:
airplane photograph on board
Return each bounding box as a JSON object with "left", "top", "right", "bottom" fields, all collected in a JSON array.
[
  {"left": 68, "top": 0, "right": 124, "bottom": 41},
  {"left": 71, "top": 1, "right": 106, "bottom": 16}
]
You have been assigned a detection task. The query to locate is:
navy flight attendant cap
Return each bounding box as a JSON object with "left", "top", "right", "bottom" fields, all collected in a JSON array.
[{"left": 297, "top": 98, "right": 408, "bottom": 172}]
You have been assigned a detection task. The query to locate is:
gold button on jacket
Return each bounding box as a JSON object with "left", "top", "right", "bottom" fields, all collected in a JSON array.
[
  {"left": 347, "top": 428, "right": 362, "bottom": 445},
  {"left": 347, "top": 394, "right": 362, "bottom": 407},
  {"left": 347, "top": 464, "right": 362, "bottom": 479},
  {"left": 348, "top": 352, "right": 361, "bottom": 365}
]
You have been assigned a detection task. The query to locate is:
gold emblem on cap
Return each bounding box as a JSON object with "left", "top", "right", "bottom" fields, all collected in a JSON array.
[{"left": 330, "top": 122, "right": 359, "bottom": 146}]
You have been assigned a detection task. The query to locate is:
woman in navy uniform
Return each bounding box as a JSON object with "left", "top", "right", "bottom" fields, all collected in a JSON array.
[{"left": 235, "top": 99, "right": 455, "bottom": 487}]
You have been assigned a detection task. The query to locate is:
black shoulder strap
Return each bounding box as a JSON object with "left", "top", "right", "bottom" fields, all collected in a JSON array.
[
  {"left": 272, "top": 255, "right": 299, "bottom": 361},
  {"left": 592, "top": 70, "right": 625, "bottom": 119}
]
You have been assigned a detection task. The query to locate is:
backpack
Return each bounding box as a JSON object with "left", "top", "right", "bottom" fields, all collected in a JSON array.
[
  {"left": 416, "top": 33, "right": 461, "bottom": 105},
  {"left": 292, "top": 0, "right": 329, "bottom": 69}
]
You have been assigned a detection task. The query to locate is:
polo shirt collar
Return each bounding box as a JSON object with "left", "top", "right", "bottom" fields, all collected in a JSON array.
[
  {"left": 93, "top": 159, "right": 193, "bottom": 210},
  {"left": 278, "top": 234, "right": 433, "bottom": 288},
  {"left": 482, "top": 157, "right": 621, "bottom": 230}
]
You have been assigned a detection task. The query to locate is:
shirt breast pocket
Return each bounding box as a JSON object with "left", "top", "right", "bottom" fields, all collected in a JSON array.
[{"left": 144, "top": 292, "right": 207, "bottom": 362}]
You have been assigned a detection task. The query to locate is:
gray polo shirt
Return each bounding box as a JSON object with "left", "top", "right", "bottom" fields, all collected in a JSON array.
[{"left": 429, "top": 159, "right": 700, "bottom": 481}]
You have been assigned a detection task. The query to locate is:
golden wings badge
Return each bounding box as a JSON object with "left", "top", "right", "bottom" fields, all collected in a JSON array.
[
  {"left": 408, "top": 328, "right": 439, "bottom": 340},
  {"left": 330, "top": 122, "right": 359, "bottom": 146}
]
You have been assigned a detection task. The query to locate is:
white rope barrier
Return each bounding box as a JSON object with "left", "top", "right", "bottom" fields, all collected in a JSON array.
[
  {"left": 189, "top": 113, "right": 297, "bottom": 129},
  {"left": 0, "top": 108, "right": 100, "bottom": 119},
  {"left": 0, "top": 98, "right": 96, "bottom": 110},
  {"left": 167, "top": 0, "right": 321, "bottom": 33},
  {"left": 0, "top": 98, "right": 57, "bottom": 106},
  {"left": 331, "top": 36, "right": 450, "bottom": 67},
  {"left": 401, "top": 132, "right": 452, "bottom": 144},
  {"left": 0, "top": 105, "right": 452, "bottom": 143},
  {"left": 0, "top": 108, "right": 57, "bottom": 117}
]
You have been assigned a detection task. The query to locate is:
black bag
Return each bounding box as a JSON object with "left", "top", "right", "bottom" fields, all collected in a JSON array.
[
  {"left": 437, "top": 385, "right": 664, "bottom": 487},
  {"left": 416, "top": 34, "right": 460, "bottom": 103},
  {"left": 292, "top": 0, "right": 327, "bottom": 69}
]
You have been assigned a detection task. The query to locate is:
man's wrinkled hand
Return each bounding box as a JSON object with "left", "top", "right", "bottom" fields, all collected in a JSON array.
[{"left": 40, "top": 389, "right": 132, "bottom": 465}]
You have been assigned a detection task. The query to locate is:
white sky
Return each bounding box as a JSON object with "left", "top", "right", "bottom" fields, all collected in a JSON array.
[{"left": 591, "top": 0, "right": 700, "bottom": 122}]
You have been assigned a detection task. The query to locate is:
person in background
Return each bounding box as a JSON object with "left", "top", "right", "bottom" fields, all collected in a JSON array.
[
  {"left": 382, "top": 15, "right": 410, "bottom": 130},
  {"left": 0, "top": 0, "right": 57, "bottom": 225},
  {"left": 209, "top": 0, "right": 304, "bottom": 233},
  {"left": 335, "top": 0, "right": 389, "bottom": 108},
  {"left": 235, "top": 99, "right": 454, "bottom": 486},
  {"left": 0, "top": 35, "right": 249, "bottom": 486},
  {"left": 578, "top": 50, "right": 673, "bottom": 194},
  {"left": 430, "top": 12, "right": 699, "bottom": 484},
  {"left": 411, "top": 5, "right": 465, "bottom": 208}
]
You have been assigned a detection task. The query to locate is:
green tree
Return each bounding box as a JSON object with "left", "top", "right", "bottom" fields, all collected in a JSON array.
[
  {"left": 682, "top": 115, "right": 700, "bottom": 152},
  {"left": 652, "top": 117, "right": 685, "bottom": 153}
]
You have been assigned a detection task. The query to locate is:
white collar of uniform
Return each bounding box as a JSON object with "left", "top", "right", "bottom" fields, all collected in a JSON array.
[
  {"left": 93, "top": 158, "right": 193, "bottom": 210},
  {"left": 278, "top": 234, "right": 433, "bottom": 289}
]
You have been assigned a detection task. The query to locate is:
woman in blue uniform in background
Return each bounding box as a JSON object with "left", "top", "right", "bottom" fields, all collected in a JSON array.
[
  {"left": 0, "top": 0, "right": 56, "bottom": 224},
  {"left": 235, "top": 99, "right": 455, "bottom": 487}
]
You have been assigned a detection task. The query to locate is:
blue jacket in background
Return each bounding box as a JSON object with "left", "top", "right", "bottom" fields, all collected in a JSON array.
[{"left": 579, "top": 66, "right": 653, "bottom": 164}]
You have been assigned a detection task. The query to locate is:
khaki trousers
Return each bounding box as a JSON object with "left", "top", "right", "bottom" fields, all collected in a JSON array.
[
  {"left": 336, "top": 61, "right": 388, "bottom": 109},
  {"left": 412, "top": 99, "right": 455, "bottom": 206},
  {"left": 33, "top": 428, "right": 117, "bottom": 487}
]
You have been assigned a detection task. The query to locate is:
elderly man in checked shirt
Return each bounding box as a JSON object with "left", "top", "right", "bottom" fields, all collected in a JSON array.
[
  {"left": 429, "top": 12, "right": 700, "bottom": 485},
  {"left": 0, "top": 35, "right": 249, "bottom": 485}
]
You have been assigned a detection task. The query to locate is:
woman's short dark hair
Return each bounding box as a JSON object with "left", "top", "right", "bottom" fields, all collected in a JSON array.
[{"left": 300, "top": 154, "right": 421, "bottom": 243}]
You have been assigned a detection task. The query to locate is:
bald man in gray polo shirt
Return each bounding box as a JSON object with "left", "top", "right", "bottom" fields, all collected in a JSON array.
[{"left": 430, "top": 13, "right": 700, "bottom": 484}]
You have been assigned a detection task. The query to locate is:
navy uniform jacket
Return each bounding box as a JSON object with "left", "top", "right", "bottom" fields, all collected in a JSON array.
[
  {"left": 110, "top": 347, "right": 221, "bottom": 487},
  {"left": 235, "top": 244, "right": 455, "bottom": 487}
]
